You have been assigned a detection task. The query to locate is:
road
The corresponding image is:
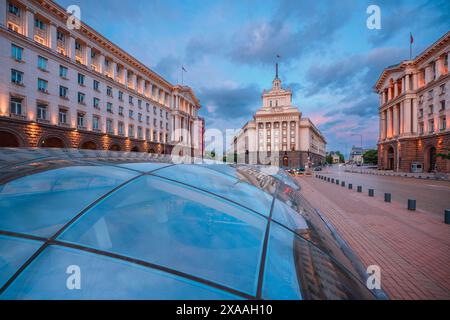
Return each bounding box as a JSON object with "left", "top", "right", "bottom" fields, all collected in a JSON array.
[{"left": 317, "top": 165, "right": 450, "bottom": 215}]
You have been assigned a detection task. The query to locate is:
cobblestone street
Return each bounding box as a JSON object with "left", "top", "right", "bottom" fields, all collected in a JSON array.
[{"left": 296, "top": 175, "right": 450, "bottom": 300}]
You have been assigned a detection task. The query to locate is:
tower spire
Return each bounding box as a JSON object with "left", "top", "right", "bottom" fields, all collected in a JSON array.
[{"left": 275, "top": 62, "right": 279, "bottom": 79}]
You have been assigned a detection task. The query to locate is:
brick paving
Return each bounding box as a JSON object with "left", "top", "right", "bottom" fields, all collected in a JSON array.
[{"left": 296, "top": 175, "right": 450, "bottom": 300}]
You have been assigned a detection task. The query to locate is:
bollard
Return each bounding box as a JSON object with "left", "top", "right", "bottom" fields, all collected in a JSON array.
[
  {"left": 348, "top": 183, "right": 353, "bottom": 190},
  {"left": 336, "top": 179, "right": 339, "bottom": 185},
  {"left": 327, "top": 177, "right": 330, "bottom": 182},
  {"left": 445, "top": 209, "right": 450, "bottom": 224},
  {"left": 384, "top": 193, "right": 391, "bottom": 203},
  {"left": 368, "top": 189, "right": 374, "bottom": 197},
  {"left": 341, "top": 181, "right": 345, "bottom": 187},
  {"left": 331, "top": 178, "right": 334, "bottom": 183},
  {"left": 357, "top": 186, "right": 362, "bottom": 193},
  {"left": 407, "top": 199, "right": 416, "bottom": 211}
]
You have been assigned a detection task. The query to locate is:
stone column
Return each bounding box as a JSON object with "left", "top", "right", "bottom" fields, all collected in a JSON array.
[
  {"left": 405, "top": 74, "right": 410, "bottom": 92},
  {"left": 386, "top": 107, "right": 392, "bottom": 138},
  {"left": 145, "top": 81, "right": 151, "bottom": 98},
  {"left": 130, "top": 73, "right": 137, "bottom": 91},
  {"left": 138, "top": 78, "right": 145, "bottom": 94},
  {"left": 403, "top": 99, "right": 412, "bottom": 134},
  {"left": 436, "top": 57, "right": 443, "bottom": 78},
  {"left": 393, "top": 105, "right": 399, "bottom": 136},
  {"left": 394, "top": 81, "right": 398, "bottom": 97},
  {"left": 98, "top": 53, "right": 105, "bottom": 74},
  {"left": 111, "top": 61, "right": 117, "bottom": 81},
  {"left": 123, "top": 68, "right": 128, "bottom": 86},
  {"left": 0, "top": 0, "right": 6, "bottom": 27},
  {"left": 411, "top": 99, "right": 418, "bottom": 133},
  {"left": 69, "top": 35, "right": 76, "bottom": 60},
  {"left": 26, "top": 8, "right": 34, "bottom": 39},
  {"left": 49, "top": 23, "right": 57, "bottom": 51},
  {"left": 85, "top": 46, "right": 92, "bottom": 68}
]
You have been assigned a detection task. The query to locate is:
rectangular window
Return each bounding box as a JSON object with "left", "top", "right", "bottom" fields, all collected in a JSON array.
[
  {"left": 78, "top": 73, "right": 85, "bottom": 85},
  {"left": 428, "top": 119, "right": 434, "bottom": 133},
  {"left": 146, "top": 103, "right": 150, "bottom": 112},
  {"left": 58, "top": 108, "right": 67, "bottom": 125},
  {"left": 59, "top": 86, "right": 68, "bottom": 98},
  {"left": 118, "top": 91, "right": 123, "bottom": 101},
  {"left": 153, "top": 106, "right": 157, "bottom": 115},
  {"left": 138, "top": 127, "right": 143, "bottom": 139},
  {"left": 107, "top": 102, "right": 113, "bottom": 113},
  {"left": 146, "top": 116, "right": 150, "bottom": 125},
  {"left": 11, "top": 69, "right": 23, "bottom": 85},
  {"left": 138, "top": 113, "right": 142, "bottom": 122},
  {"left": 107, "top": 86, "right": 113, "bottom": 97},
  {"left": 129, "top": 96, "right": 134, "bottom": 105},
  {"left": 441, "top": 100, "right": 446, "bottom": 110},
  {"left": 128, "top": 125, "right": 134, "bottom": 137},
  {"left": 77, "top": 112, "right": 84, "bottom": 128},
  {"left": 37, "top": 56, "right": 47, "bottom": 71},
  {"left": 93, "top": 116, "right": 100, "bottom": 130},
  {"left": 106, "top": 119, "right": 113, "bottom": 133},
  {"left": 9, "top": 3, "right": 21, "bottom": 16},
  {"left": 129, "top": 110, "right": 134, "bottom": 118},
  {"left": 11, "top": 44, "right": 23, "bottom": 61},
  {"left": 138, "top": 100, "right": 142, "bottom": 108},
  {"left": 78, "top": 92, "right": 85, "bottom": 104},
  {"left": 118, "top": 122, "right": 124, "bottom": 135},
  {"left": 429, "top": 105, "right": 434, "bottom": 115},
  {"left": 10, "top": 97, "right": 23, "bottom": 115},
  {"left": 77, "top": 112, "right": 85, "bottom": 128},
  {"left": 93, "top": 98, "right": 100, "bottom": 109},
  {"left": 35, "top": 18, "right": 45, "bottom": 30},
  {"left": 93, "top": 80, "right": 100, "bottom": 91},
  {"left": 57, "top": 31, "right": 65, "bottom": 41},
  {"left": 37, "top": 78, "right": 48, "bottom": 92},
  {"left": 59, "top": 65, "right": 68, "bottom": 78},
  {"left": 37, "top": 104, "right": 47, "bottom": 120},
  {"left": 118, "top": 106, "right": 124, "bottom": 116},
  {"left": 440, "top": 116, "right": 446, "bottom": 131}
]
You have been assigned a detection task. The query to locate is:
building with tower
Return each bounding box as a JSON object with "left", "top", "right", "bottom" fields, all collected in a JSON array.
[{"left": 233, "top": 64, "right": 326, "bottom": 168}]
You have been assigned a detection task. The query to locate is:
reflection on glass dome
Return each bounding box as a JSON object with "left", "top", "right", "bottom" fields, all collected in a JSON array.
[{"left": 0, "top": 157, "right": 378, "bottom": 300}]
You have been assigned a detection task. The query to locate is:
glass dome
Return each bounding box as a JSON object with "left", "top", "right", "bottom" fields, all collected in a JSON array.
[{"left": 0, "top": 151, "right": 380, "bottom": 300}]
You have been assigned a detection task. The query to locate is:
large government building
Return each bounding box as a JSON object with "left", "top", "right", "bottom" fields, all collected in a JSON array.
[
  {"left": 233, "top": 65, "right": 326, "bottom": 168},
  {"left": 375, "top": 31, "right": 449, "bottom": 173},
  {"left": 0, "top": 0, "right": 204, "bottom": 157}
]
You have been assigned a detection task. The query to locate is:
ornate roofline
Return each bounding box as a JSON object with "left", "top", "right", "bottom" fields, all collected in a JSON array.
[
  {"left": 374, "top": 31, "right": 450, "bottom": 91},
  {"left": 34, "top": 0, "right": 175, "bottom": 90}
]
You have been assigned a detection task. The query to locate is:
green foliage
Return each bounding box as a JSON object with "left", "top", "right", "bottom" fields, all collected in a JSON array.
[{"left": 363, "top": 149, "right": 378, "bottom": 164}]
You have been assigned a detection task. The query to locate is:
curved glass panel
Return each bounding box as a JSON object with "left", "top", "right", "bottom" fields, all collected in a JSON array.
[
  {"left": 0, "top": 235, "right": 43, "bottom": 289},
  {"left": 262, "top": 223, "right": 303, "bottom": 300},
  {"left": 263, "top": 223, "right": 375, "bottom": 300},
  {"left": 155, "top": 165, "right": 272, "bottom": 216},
  {"left": 1, "top": 246, "right": 241, "bottom": 300},
  {"left": 198, "top": 164, "right": 237, "bottom": 178},
  {"left": 116, "top": 162, "right": 171, "bottom": 173},
  {"left": 59, "top": 175, "right": 266, "bottom": 295},
  {"left": 0, "top": 166, "right": 137, "bottom": 237},
  {"left": 272, "top": 199, "right": 308, "bottom": 234}
]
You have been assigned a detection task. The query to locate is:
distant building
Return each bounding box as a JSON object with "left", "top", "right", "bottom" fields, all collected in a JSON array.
[
  {"left": 0, "top": 0, "right": 203, "bottom": 156},
  {"left": 349, "top": 146, "right": 363, "bottom": 164},
  {"left": 331, "top": 153, "right": 340, "bottom": 164},
  {"left": 375, "top": 31, "right": 449, "bottom": 173},
  {"left": 233, "top": 64, "right": 326, "bottom": 168}
]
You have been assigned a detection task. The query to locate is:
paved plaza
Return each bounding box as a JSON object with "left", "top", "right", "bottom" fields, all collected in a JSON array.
[{"left": 296, "top": 175, "right": 450, "bottom": 299}]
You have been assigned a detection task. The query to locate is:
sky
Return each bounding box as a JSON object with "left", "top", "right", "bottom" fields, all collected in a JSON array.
[{"left": 56, "top": 0, "right": 449, "bottom": 156}]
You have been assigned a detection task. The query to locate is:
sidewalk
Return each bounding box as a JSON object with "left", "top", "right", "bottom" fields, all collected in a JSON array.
[
  {"left": 344, "top": 168, "right": 450, "bottom": 181},
  {"left": 296, "top": 176, "right": 450, "bottom": 300}
]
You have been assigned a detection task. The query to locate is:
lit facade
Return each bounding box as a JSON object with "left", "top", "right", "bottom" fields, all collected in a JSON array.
[
  {"left": 233, "top": 65, "right": 326, "bottom": 168},
  {"left": 375, "top": 31, "right": 450, "bottom": 173},
  {"left": 0, "top": 0, "right": 203, "bottom": 156}
]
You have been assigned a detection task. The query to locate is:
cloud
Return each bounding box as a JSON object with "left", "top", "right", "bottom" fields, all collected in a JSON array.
[
  {"left": 153, "top": 55, "right": 182, "bottom": 83},
  {"left": 367, "top": 0, "right": 450, "bottom": 46},
  {"left": 198, "top": 83, "right": 261, "bottom": 119},
  {"left": 228, "top": 0, "right": 354, "bottom": 66}
]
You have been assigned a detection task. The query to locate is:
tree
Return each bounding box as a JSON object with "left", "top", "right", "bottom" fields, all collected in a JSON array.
[
  {"left": 363, "top": 149, "right": 378, "bottom": 165},
  {"left": 437, "top": 148, "right": 450, "bottom": 160}
]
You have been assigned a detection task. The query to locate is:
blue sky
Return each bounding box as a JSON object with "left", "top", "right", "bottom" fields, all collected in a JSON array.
[{"left": 56, "top": 0, "right": 449, "bottom": 155}]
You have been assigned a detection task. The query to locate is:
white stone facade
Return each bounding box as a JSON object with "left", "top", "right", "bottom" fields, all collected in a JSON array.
[{"left": 0, "top": 0, "right": 203, "bottom": 155}]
